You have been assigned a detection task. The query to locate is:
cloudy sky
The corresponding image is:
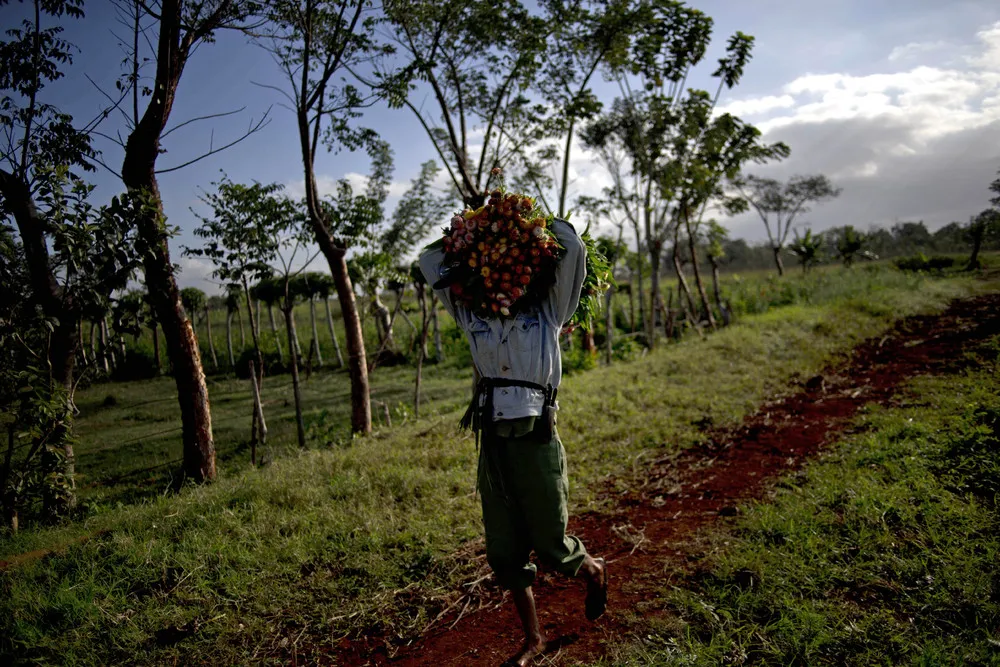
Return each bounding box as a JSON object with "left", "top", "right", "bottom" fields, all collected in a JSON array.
[{"left": 4, "top": 0, "right": 999, "bottom": 292}]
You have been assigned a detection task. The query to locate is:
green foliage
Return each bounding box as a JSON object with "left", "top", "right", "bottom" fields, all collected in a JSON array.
[
  {"left": 894, "top": 253, "right": 957, "bottom": 274},
  {"left": 788, "top": 228, "right": 823, "bottom": 272},
  {"left": 234, "top": 346, "right": 285, "bottom": 379},
  {"left": 562, "top": 343, "right": 599, "bottom": 375},
  {"left": 0, "top": 0, "right": 91, "bottom": 185},
  {"left": 184, "top": 175, "right": 299, "bottom": 287},
  {"left": 109, "top": 344, "right": 160, "bottom": 382},
  {"left": 834, "top": 224, "right": 868, "bottom": 267},
  {"left": 179, "top": 287, "right": 206, "bottom": 317},
  {"left": 570, "top": 229, "right": 615, "bottom": 329},
  {"left": 375, "top": 0, "right": 549, "bottom": 205}
]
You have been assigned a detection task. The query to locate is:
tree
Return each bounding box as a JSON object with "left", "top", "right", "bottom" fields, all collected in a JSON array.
[
  {"left": 223, "top": 284, "right": 242, "bottom": 368},
  {"left": 119, "top": 0, "right": 269, "bottom": 483},
  {"left": 834, "top": 225, "right": 867, "bottom": 267},
  {"left": 966, "top": 209, "right": 1000, "bottom": 270},
  {"left": 671, "top": 93, "right": 788, "bottom": 329},
  {"left": 731, "top": 174, "right": 841, "bottom": 276},
  {"left": 298, "top": 271, "right": 333, "bottom": 368},
  {"left": 351, "top": 158, "right": 450, "bottom": 355},
  {"left": 967, "top": 167, "right": 1000, "bottom": 269},
  {"left": 788, "top": 228, "right": 823, "bottom": 273},
  {"left": 251, "top": 278, "right": 285, "bottom": 365},
  {"left": 523, "top": 0, "right": 633, "bottom": 217},
  {"left": 372, "top": 0, "right": 548, "bottom": 208},
  {"left": 186, "top": 176, "right": 294, "bottom": 381},
  {"left": 180, "top": 287, "right": 207, "bottom": 335},
  {"left": 582, "top": 3, "right": 784, "bottom": 344},
  {"left": 703, "top": 220, "right": 729, "bottom": 322},
  {"left": 0, "top": 0, "right": 108, "bottom": 509},
  {"left": 265, "top": 221, "right": 322, "bottom": 449},
  {"left": 260, "top": 0, "right": 387, "bottom": 435}
]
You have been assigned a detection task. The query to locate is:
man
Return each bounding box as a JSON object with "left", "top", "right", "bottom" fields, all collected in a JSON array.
[{"left": 420, "top": 217, "right": 608, "bottom": 667}]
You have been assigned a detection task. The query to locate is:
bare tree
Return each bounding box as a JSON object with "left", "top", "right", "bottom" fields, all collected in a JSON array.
[{"left": 731, "top": 174, "right": 841, "bottom": 276}]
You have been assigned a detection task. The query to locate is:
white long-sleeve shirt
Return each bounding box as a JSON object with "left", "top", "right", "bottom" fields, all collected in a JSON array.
[{"left": 419, "top": 219, "right": 587, "bottom": 421}]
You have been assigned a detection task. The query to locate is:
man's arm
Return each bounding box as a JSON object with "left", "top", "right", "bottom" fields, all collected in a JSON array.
[
  {"left": 419, "top": 242, "right": 462, "bottom": 320},
  {"left": 540, "top": 219, "right": 587, "bottom": 328}
]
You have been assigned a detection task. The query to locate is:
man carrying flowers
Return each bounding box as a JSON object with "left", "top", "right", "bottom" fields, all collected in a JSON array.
[{"left": 419, "top": 185, "right": 608, "bottom": 667}]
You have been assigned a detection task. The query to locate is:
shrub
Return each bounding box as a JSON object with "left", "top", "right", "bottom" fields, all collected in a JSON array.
[
  {"left": 110, "top": 345, "right": 160, "bottom": 382},
  {"left": 894, "top": 253, "right": 956, "bottom": 273},
  {"left": 235, "top": 347, "right": 286, "bottom": 379}
]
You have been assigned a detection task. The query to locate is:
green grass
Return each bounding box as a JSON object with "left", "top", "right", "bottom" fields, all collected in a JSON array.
[
  {"left": 1, "top": 264, "right": 996, "bottom": 665},
  {"left": 69, "top": 361, "right": 473, "bottom": 508},
  {"left": 602, "top": 340, "right": 1000, "bottom": 666}
]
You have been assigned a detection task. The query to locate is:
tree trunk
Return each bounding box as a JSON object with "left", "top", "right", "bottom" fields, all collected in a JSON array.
[
  {"left": 414, "top": 283, "right": 429, "bottom": 418},
  {"left": 150, "top": 321, "right": 161, "bottom": 374},
  {"left": 709, "top": 257, "right": 729, "bottom": 327},
  {"left": 430, "top": 291, "right": 442, "bottom": 361},
  {"left": 371, "top": 293, "right": 394, "bottom": 350},
  {"left": 237, "top": 306, "right": 245, "bottom": 348},
  {"left": 604, "top": 285, "right": 614, "bottom": 366},
  {"left": 324, "top": 297, "right": 344, "bottom": 368},
  {"left": 582, "top": 319, "right": 596, "bottom": 354},
  {"left": 89, "top": 322, "right": 97, "bottom": 366},
  {"left": 99, "top": 317, "right": 111, "bottom": 373},
  {"left": 772, "top": 245, "right": 785, "bottom": 276},
  {"left": 309, "top": 297, "right": 323, "bottom": 367},
  {"left": 267, "top": 304, "right": 285, "bottom": 364},
  {"left": 120, "top": 0, "right": 216, "bottom": 482},
  {"left": 226, "top": 311, "right": 235, "bottom": 368},
  {"left": 204, "top": 305, "right": 218, "bottom": 370},
  {"left": 247, "top": 360, "right": 267, "bottom": 466},
  {"left": 297, "top": 86, "right": 370, "bottom": 434},
  {"left": 647, "top": 244, "right": 661, "bottom": 349},
  {"left": 77, "top": 324, "right": 88, "bottom": 368},
  {"left": 254, "top": 300, "right": 262, "bottom": 340},
  {"left": 292, "top": 309, "right": 303, "bottom": 360},
  {"left": 684, "top": 214, "right": 716, "bottom": 330},
  {"left": 238, "top": 282, "right": 265, "bottom": 416},
  {"left": 282, "top": 303, "right": 307, "bottom": 448},
  {"left": 967, "top": 224, "right": 985, "bottom": 269},
  {"left": 671, "top": 228, "right": 698, "bottom": 322},
  {"left": 633, "top": 234, "right": 646, "bottom": 339}
]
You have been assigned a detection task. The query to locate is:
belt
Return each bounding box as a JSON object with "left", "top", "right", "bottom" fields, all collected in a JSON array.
[{"left": 459, "top": 377, "right": 557, "bottom": 434}]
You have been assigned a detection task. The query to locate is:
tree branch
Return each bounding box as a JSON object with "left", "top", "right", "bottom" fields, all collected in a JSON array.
[
  {"left": 161, "top": 106, "right": 249, "bottom": 138},
  {"left": 155, "top": 109, "right": 271, "bottom": 174}
]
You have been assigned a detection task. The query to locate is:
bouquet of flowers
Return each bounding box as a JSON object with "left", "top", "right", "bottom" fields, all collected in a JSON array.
[{"left": 430, "top": 172, "right": 613, "bottom": 326}]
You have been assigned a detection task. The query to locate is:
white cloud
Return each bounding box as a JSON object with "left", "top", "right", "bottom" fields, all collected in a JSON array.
[
  {"left": 967, "top": 22, "right": 1000, "bottom": 68},
  {"left": 717, "top": 94, "right": 796, "bottom": 117},
  {"left": 888, "top": 40, "right": 949, "bottom": 62},
  {"left": 176, "top": 256, "right": 221, "bottom": 294}
]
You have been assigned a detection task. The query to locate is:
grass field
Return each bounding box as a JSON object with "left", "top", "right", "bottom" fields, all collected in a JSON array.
[
  {"left": 2, "top": 261, "right": 998, "bottom": 665},
  {"left": 604, "top": 335, "right": 1000, "bottom": 665}
]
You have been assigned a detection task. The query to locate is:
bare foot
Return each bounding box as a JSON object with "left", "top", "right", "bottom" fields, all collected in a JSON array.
[
  {"left": 502, "top": 636, "right": 546, "bottom": 666},
  {"left": 583, "top": 556, "right": 608, "bottom": 621}
]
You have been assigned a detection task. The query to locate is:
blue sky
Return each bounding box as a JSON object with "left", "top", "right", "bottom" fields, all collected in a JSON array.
[{"left": 4, "top": 0, "right": 1000, "bottom": 293}]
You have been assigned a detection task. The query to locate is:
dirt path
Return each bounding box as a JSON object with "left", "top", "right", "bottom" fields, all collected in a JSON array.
[{"left": 336, "top": 293, "right": 1000, "bottom": 667}]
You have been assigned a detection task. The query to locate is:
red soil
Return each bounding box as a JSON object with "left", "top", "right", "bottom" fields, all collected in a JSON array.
[{"left": 337, "top": 293, "right": 1000, "bottom": 666}]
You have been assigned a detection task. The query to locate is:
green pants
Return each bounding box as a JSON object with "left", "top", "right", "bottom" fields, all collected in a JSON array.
[{"left": 478, "top": 419, "right": 589, "bottom": 590}]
